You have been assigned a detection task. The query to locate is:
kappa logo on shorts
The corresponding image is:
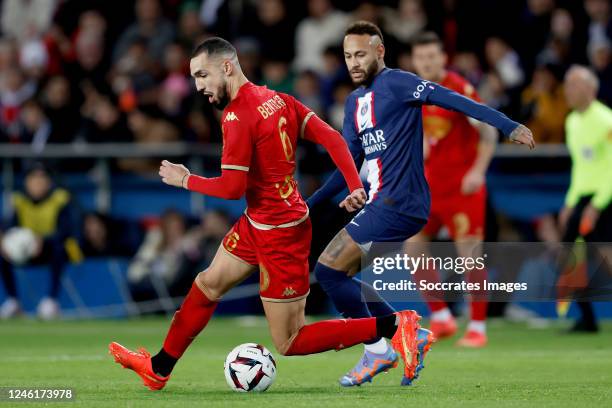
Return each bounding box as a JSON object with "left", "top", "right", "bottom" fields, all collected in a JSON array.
[{"left": 282, "top": 287, "right": 297, "bottom": 297}]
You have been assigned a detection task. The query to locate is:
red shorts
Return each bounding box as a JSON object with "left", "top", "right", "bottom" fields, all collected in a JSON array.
[
  {"left": 422, "top": 187, "right": 486, "bottom": 240},
  {"left": 222, "top": 214, "right": 312, "bottom": 302}
]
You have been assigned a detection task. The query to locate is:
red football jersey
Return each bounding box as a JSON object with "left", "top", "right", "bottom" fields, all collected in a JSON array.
[
  {"left": 219, "top": 82, "right": 312, "bottom": 227},
  {"left": 423, "top": 71, "right": 481, "bottom": 196}
]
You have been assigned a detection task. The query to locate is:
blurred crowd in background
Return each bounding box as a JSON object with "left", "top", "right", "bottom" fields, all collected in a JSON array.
[
  {"left": 1, "top": 0, "right": 611, "bottom": 150},
  {"left": 1, "top": 0, "right": 611, "bottom": 318}
]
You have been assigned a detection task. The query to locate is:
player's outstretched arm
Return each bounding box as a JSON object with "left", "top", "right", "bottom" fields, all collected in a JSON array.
[
  {"left": 159, "top": 160, "right": 247, "bottom": 200},
  {"left": 427, "top": 86, "right": 535, "bottom": 149},
  {"left": 301, "top": 114, "right": 366, "bottom": 211}
]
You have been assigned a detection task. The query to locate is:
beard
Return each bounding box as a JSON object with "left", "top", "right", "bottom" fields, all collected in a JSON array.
[
  {"left": 212, "top": 85, "right": 230, "bottom": 110},
  {"left": 350, "top": 60, "right": 379, "bottom": 87}
]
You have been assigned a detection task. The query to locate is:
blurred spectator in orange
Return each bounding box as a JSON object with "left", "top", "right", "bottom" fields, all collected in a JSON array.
[{"left": 520, "top": 64, "right": 568, "bottom": 143}]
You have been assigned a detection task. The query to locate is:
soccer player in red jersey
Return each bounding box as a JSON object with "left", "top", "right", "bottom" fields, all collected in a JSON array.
[
  {"left": 407, "top": 32, "right": 496, "bottom": 347},
  {"left": 109, "top": 37, "right": 428, "bottom": 390}
]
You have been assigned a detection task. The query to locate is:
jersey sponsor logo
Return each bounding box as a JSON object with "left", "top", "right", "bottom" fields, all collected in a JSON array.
[
  {"left": 355, "top": 91, "right": 376, "bottom": 133},
  {"left": 361, "top": 129, "right": 387, "bottom": 154},
  {"left": 413, "top": 79, "right": 435, "bottom": 100},
  {"left": 224, "top": 112, "right": 239, "bottom": 122}
]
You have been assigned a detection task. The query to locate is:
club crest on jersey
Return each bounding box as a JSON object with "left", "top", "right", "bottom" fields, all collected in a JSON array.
[
  {"left": 224, "top": 112, "right": 239, "bottom": 122},
  {"left": 355, "top": 91, "right": 376, "bottom": 133}
]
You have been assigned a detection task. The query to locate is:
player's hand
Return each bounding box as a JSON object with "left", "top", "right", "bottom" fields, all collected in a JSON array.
[
  {"left": 339, "top": 188, "right": 367, "bottom": 212},
  {"left": 461, "top": 168, "right": 485, "bottom": 195},
  {"left": 509, "top": 124, "right": 536, "bottom": 150},
  {"left": 579, "top": 203, "right": 600, "bottom": 236},
  {"left": 159, "top": 160, "right": 191, "bottom": 189}
]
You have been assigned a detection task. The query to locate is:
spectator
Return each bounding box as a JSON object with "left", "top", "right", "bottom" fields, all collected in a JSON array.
[
  {"left": 118, "top": 106, "right": 180, "bottom": 173},
  {"left": 158, "top": 43, "right": 191, "bottom": 120},
  {"left": 80, "top": 94, "right": 133, "bottom": 144},
  {"left": 588, "top": 39, "right": 612, "bottom": 105},
  {"left": 0, "top": 68, "right": 36, "bottom": 142},
  {"left": 40, "top": 76, "right": 80, "bottom": 144},
  {"left": 0, "top": 163, "right": 83, "bottom": 320},
  {"left": 584, "top": 0, "right": 612, "bottom": 47},
  {"left": 485, "top": 37, "right": 525, "bottom": 90},
  {"left": 261, "top": 60, "right": 295, "bottom": 96},
  {"left": 80, "top": 212, "right": 141, "bottom": 258},
  {"left": 112, "top": 0, "right": 176, "bottom": 64},
  {"left": 19, "top": 99, "right": 53, "bottom": 151},
  {"left": 293, "top": 0, "right": 349, "bottom": 74},
  {"left": 177, "top": 1, "right": 207, "bottom": 50},
  {"left": 1, "top": 0, "right": 59, "bottom": 41},
  {"left": 294, "top": 70, "right": 323, "bottom": 118},
  {"left": 520, "top": 64, "right": 568, "bottom": 143},
  {"left": 127, "top": 209, "right": 199, "bottom": 305},
  {"left": 249, "top": 0, "right": 295, "bottom": 63},
  {"left": 451, "top": 52, "right": 483, "bottom": 86},
  {"left": 382, "top": 0, "right": 427, "bottom": 44}
]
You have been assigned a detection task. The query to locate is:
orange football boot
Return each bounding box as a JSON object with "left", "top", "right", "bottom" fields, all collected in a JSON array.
[
  {"left": 390, "top": 310, "right": 422, "bottom": 382},
  {"left": 109, "top": 342, "right": 169, "bottom": 390}
]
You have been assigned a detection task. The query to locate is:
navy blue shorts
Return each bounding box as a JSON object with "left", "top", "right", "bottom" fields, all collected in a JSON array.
[{"left": 344, "top": 204, "right": 426, "bottom": 250}]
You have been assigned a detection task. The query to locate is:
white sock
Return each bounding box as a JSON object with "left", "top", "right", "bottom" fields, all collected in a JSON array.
[
  {"left": 467, "top": 320, "right": 486, "bottom": 334},
  {"left": 430, "top": 308, "right": 452, "bottom": 322},
  {"left": 364, "top": 338, "right": 389, "bottom": 354}
]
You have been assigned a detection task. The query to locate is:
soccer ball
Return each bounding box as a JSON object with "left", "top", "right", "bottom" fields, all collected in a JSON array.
[
  {"left": 1, "top": 227, "right": 37, "bottom": 265},
  {"left": 224, "top": 343, "right": 277, "bottom": 392}
]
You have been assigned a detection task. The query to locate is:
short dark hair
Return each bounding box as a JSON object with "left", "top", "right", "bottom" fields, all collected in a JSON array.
[
  {"left": 345, "top": 21, "right": 384, "bottom": 44},
  {"left": 191, "top": 37, "right": 237, "bottom": 59},
  {"left": 410, "top": 32, "right": 443, "bottom": 51}
]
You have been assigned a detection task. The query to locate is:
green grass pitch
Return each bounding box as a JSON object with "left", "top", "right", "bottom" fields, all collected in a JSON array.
[{"left": 0, "top": 316, "right": 611, "bottom": 407}]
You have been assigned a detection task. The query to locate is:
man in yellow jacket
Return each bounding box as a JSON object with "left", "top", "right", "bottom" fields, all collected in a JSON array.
[
  {"left": 559, "top": 65, "right": 612, "bottom": 332},
  {"left": 0, "top": 163, "right": 82, "bottom": 319}
]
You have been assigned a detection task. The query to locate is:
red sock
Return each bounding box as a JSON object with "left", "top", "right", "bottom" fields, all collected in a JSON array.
[
  {"left": 285, "top": 318, "right": 378, "bottom": 355},
  {"left": 415, "top": 266, "right": 448, "bottom": 312},
  {"left": 468, "top": 268, "right": 488, "bottom": 321},
  {"left": 162, "top": 282, "right": 218, "bottom": 359}
]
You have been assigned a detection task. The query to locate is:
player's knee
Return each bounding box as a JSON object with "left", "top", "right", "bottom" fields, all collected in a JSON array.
[{"left": 194, "top": 270, "right": 225, "bottom": 300}]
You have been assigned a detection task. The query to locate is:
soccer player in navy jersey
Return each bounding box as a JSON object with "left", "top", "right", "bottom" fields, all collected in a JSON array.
[{"left": 307, "top": 21, "right": 535, "bottom": 387}]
